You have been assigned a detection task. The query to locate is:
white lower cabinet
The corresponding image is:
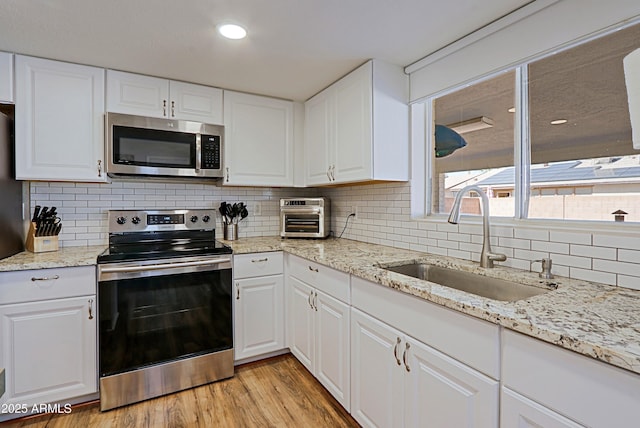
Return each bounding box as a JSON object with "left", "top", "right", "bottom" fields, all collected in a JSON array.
[
  {"left": 233, "top": 252, "right": 285, "bottom": 361},
  {"left": 350, "top": 308, "right": 498, "bottom": 428},
  {"left": 501, "top": 387, "right": 584, "bottom": 428},
  {"left": 0, "top": 266, "right": 97, "bottom": 419},
  {"left": 286, "top": 255, "right": 350, "bottom": 410}
]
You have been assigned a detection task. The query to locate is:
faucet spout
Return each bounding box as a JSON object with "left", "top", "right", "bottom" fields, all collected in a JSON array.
[{"left": 447, "top": 185, "right": 506, "bottom": 268}]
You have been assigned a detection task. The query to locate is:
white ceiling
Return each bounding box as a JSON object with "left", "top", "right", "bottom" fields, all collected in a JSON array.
[{"left": 0, "top": 0, "right": 532, "bottom": 101}]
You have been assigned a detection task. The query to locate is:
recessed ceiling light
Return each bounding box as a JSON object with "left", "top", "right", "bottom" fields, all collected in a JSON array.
[
  {"left": 508, "top": 107, "right": 516, "bottom": 113},
  {"left": 550, "top": 119, "right": 568, "bottom": 125},
  {"left": 218, "top": 24, "right": 247, "bottom": 40}
]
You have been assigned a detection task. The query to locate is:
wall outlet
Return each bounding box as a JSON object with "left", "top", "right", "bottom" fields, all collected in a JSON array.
[
  {"left": 253, "top": 202, "right": 262, "bottom": 216},
  {"left": 351, "top": 205, "right": 358, "bottom": 220}
]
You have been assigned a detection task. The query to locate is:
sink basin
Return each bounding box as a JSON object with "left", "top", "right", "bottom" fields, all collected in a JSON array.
[{"left": 384, "top": 263, "right": 551, "bottom": 302}]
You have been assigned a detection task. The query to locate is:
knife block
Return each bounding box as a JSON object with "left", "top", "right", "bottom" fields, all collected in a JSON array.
[{"left": 25, "top": 222, "right": 59, "bottom": 253}]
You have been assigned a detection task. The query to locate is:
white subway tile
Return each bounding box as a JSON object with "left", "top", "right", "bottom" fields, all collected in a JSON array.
[
  {"left": 437, "top": 240, "right": 458, "bottom": 250},
  {"left": 531, "top": 241, "right": 569, "bottom": 254},
  {"left": 447, "top": 249, "right": 471, "bottom": 260},
  {"left": 618, "top": 249, "right": 640, "bottom": 264},
  {"left": 550, "top": 253, "right": 591, "bottom": 270},
  {"left": 498, "top": 237, "right": 530, "bottom": 250},
  {"left": 447, "top": 233, "right": 471, "bottom": 243},
  {"left": 593, "top": 234, "right": 640, "bottom": 251},
  {"left": 513, "top": 249, "right": 548, "bottom": 261},
  {"left": 514, "top": 228, "right": 549, "bottom": 241},
  {"left": 570, "top": 268, "right": 616, "bottom": 285},
  {"left": 492, "top": 226, "right": 514, "bottom": 238},
  {"left": 593, "top": 259, "right": 640, "bottom": 277},
  {"left": 617, "top": 275, "right": 640, "bottom": 291},
  {"left": 549, "top": 231, "right": 592, "bottom": 245},
  {"left": 570, "top": 244, "right": 616, "bottom": 260}
]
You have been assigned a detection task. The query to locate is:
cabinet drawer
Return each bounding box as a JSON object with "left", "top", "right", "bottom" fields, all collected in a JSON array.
[
  {"left": 287, "top": 254, "right": 350, "bottom": 303},
  {"left": 0, "top": 266, "right": 96, "bottom": 305},
  {"left": 502, "top": 330, "right": 640, "bottom": 428},
  {"left": 234, "top": 252, "right": 283, "bottom": 279}
]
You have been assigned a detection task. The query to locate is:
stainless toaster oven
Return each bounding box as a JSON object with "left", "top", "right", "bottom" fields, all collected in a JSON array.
[{"left": 280, "top": 198, "right": 330, "bottom": 238}]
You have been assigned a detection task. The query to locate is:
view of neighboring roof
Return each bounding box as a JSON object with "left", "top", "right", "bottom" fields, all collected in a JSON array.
[{"left": 474, "top": 159, "right": 640, "bottom": 187}]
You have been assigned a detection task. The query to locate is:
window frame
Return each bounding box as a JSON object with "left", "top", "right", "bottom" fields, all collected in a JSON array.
[{"left": 413, "top": 18, "right": 640, "bottom": 231}]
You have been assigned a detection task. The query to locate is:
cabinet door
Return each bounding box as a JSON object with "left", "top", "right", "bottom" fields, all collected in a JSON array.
[
  {"left": 15, "top": 56, "right": 106, "bottom": 182},
  {"left": 0, "top": 296, "right": 97, "bottom": 408},
  {"left": 288, "top": 276, "right": 314, "bottom": 372},
  {"left": 223, "top": 91, "right": 294, "bottom": 186},
  {"left": 106, "top": 70, "right": 169, "bottom": 117},
  {"left": 333, "top": 62, "right": 372, "bottom": 184},
  {"left": 350, "top": 308, "right": 403, "bottom": 428},
  {"left": 404, "top": 337, "right": 499, "bottom": 428},
  {"left": 0, "top": 52, "right": 13, "bottom": 103},
  {"left": 501, "top": 388, "right": 584, "bottom": 428},
  {"left": 169, "top": 81, "right": 223, "bottom": 124},
  {"left": 234, "top": 275, "right": 285, "bottom": 361},
  {"left": 304, "top": 90, "right": 333, "bottom": 185},
  {"left": 315, "top": 291, "right": 350, "bottom": 410}
]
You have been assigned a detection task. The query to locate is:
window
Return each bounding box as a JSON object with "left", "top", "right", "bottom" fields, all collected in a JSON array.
[{"left": 424, "top": 20, "right": 640, "bottom": 224}]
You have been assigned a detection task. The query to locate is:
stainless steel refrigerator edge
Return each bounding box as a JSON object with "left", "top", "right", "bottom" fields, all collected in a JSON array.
[{"left": 0, "top": 111, "right": 24, "bottom": 261}]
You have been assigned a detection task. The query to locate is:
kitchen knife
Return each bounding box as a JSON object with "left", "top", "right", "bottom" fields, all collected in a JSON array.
[{"left": 32, "top": 205, "right": 41, "bottom": 223}]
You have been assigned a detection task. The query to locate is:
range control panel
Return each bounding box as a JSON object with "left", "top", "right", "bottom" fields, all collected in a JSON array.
[{"left": 108, "top": 209, "right": 215, "bottom": 233}]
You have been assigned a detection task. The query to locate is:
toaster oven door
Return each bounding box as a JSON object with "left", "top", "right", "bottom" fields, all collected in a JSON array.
[{"left": 281, "top": 211, "right": 321, "bottom": 237}]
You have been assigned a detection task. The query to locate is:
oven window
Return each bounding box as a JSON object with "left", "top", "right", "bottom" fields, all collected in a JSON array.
[
  {"left": 99, "top": 269, "right": 232, "bottom": 377},
  {"left": 113, "top": 126, "right": 196, "bottom": 168},
  {"left": 284, "top": 214, "right": 320, "bottom": 233}
]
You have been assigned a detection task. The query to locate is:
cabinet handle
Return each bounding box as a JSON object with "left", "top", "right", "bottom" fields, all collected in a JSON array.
[
  {"left": 31, "top": 275, "right": 60, "bottom": 282},
  {"left": 251, "top": 258, "right": 268, "bottom": 263},
  {"left": 393, "top": 337, "right": 401, "bottom": 365},
  {"left": 88, "top": 299, "right": 94, "bottom": 320},
  {"left": 308, "top": 290, "right": 313, "bottom": 309},
  {"left": 308, "top": 266, "right": 319, "bottom": 273},
  {"left": 226, "top": 167, "right": 230, "bottom": 183},
  {"left": 163, "top": 99, "right": 167, "bottom": 116},
  {"left": 171, "top": 100, "right": 175, "bottom": 117},
  {"left": 403, "top": 342, "right": 411, "bottom": 372},
  {"left": 313, "top": 291, "right": 318, "bottom": 311},
  {"left": 330, "top": 165, "right": 336, "bottom": 181},
  {"left": 236, "top": 282, "right": 240, "bottom": 300},
  {"left": 327, "top": 168, "right": 331, "bottom": 181},
  {"left": 97, "top": 160, "right": 102, "bottom": 177}
]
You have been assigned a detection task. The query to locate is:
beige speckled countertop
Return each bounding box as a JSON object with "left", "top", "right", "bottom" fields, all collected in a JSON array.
[
  {"left": 1, "top": 238, "right": 639, "bottom": 377},
  {"left": 0, "top": 245, "right": 106, "bottom": 272},
  {"left": 223, "top": 236, "right": 640, "bottom": 376}
]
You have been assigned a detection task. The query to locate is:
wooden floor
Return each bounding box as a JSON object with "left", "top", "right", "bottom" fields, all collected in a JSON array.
[{"left": 3, "top": 354, "right": 359, "bottom": 428}]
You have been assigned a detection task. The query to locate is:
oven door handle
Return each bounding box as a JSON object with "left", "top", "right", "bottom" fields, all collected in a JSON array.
[{"left": 100, "top": 258, "right": 231, "bottom": 274}]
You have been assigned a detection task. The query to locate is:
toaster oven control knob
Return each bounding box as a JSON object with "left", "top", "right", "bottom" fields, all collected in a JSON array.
[
  {"left": 202, "top": 215, "right": 210, "bottom": 223},
  {"left": 190, "top": 215, "right": 199, "bottom": 223},
  {"left": 116, "top": 216, "right": 127, "bottom": 225},
  {"left": 131, "top": 216, "right": 141, "bottom": 225}
]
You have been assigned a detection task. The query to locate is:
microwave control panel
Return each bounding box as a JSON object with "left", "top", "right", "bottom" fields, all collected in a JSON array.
[{"left": 201, "top": 135, "right": 221, "bottom": 169}]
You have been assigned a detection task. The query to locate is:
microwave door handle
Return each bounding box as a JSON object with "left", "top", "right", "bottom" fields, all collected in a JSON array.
[{"left": 195, "top": 134, "right": 202, "bottom": 172}]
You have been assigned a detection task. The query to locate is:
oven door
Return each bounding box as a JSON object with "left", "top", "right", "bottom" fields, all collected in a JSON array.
[
  {"left": 281, "top": 209, "right": 323, "bottom": 237},
  {"left": 97, "top": 256, "right": 232, "bottom": 378}
]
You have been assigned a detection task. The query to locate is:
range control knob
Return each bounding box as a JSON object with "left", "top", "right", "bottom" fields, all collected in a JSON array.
[
  {"left": 202, "top": 215, "right": 210, "bottom": 223},
  {"left": 190, "top": 215, "right": 199, "bottom": 223},
  {"left": 131, "top": 216, "right": 141, "bottom": 225},
  {"left": 116, "top": 216, "right": 127, "bottom": 225}
]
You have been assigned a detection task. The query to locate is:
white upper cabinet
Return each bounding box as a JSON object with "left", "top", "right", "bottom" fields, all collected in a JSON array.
[
  {"left": 304, "top": 60, "right": 409, "bottom": 186},
  {"left": 223, "top": 90, "right": 294, "bottom": 186},
  {"left": 0, "top": 52, "right": 13, "bottom": 103},
  {"left": 15, "top": 56, "right": 106, "bottom": 182},
  {"left": 106, "top": 70, "right": 223, "bottom": 124}
]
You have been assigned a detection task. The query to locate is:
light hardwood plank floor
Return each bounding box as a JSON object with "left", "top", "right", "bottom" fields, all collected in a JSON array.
[{"left": 3, "top": 354, "right": 359, "bottom": 428}]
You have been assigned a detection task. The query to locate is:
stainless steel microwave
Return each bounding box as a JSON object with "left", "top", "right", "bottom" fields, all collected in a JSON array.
[
  {"left": 105, "top": 112, "right": 224, "bottom": 179},
  {"left": 280, "top": 197, "right": 330, "bottom": 238}
]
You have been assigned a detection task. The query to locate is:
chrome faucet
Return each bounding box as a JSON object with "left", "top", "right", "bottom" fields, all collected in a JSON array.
[{"left": 447, "top": 185, "right": 507, "bottom": 268}]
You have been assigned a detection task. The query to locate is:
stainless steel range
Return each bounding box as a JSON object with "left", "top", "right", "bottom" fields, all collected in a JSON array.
[{"left": 97, "top": 209, "right": 233, "bottom": 411}]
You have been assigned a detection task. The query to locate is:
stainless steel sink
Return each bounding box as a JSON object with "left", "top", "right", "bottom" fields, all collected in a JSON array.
[{"left": 384, "top": 263, "right": 551, "bottom": 302}]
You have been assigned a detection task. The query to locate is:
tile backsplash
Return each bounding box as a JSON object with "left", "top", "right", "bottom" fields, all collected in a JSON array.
[
  {"left": 29, "top": 180, "right": 315, "bottom": 246},
  {"left": 325, "top": 182, "right": 640, "bottom": 291},
  {"left": 30, "top": 179, "right": 640, "bottom": 291}
]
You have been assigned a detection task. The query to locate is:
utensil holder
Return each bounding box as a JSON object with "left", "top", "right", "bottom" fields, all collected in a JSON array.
[
  {"left": 25, "top": 222, "right": 59, "bottom": 253},
  {"left": 224, "top": 223, "right": 238, "bottom": 241}
]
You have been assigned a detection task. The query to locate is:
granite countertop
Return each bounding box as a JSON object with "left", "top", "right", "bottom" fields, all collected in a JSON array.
[
  {"left": 0, "top": 245, "right": 106, "bottom": 272},
  {"left": 223, "top": 237, "right": 640, "bottom": 376},
  {"left": 2, "top": 237, "right": 638, "bottom": 376}
]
